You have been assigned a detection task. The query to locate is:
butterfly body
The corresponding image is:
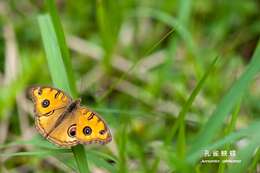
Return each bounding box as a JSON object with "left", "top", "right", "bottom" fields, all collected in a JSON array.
[{"left": 29, "top": 86, "right": 112, "bottom": 147}]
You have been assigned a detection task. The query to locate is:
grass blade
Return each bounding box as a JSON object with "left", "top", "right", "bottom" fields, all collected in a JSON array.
[
  {"left": 190, "top": 40, "right": 260, "bottom": 158},
  {"left": 38, "top": 15, "right": 71, "bottom": 94},
  {"left": 187, "top": 120, "right": 260, "bottom": 163},
  {"left": 71, "top": 145, "right": 90, "bottom": 173},
  {"left": 166, "top": 57, "right": 218, "bottom": 148},
  {"left": 218, "top": 100, "right": 241, "bottom": 173},
  {"left": 38, "top": 14, "right": 90, "bottom": 173},
  {"left": 45, "top": 0, "right": 77, "bottom": 97},
  {"left": 228, "top": 139, "right": 260, "bottom": 173}
]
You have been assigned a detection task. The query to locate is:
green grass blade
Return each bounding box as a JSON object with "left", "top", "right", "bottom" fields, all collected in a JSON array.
[
  {"left": 38, "top": 14, "right": 90, "bottom": 173},
  {"left": 45, "top": 0, "right": 77, "bottom": 97},
  {"left": 177, "top": 56, "right": 218, "bottom": 159},
  {"left": 190, "top": 40, "right": 260, "bottom": 157},
  {"left": 228, "top": 139, "right": 260, "bottom": 173},
  {"left": 248, "top": 148, "right": 260, "bottom": 173},
  {"left": 87, "top": 150, "right": 117, "bottom": 173},
  {"left": 187, "top": 120, "right": 260, "bottom": 163},
  {"left": 177, "top": 0, "right": 192, "bottom": 25},
  {"left": 118, "top": 123, "right": 128, "bottom": 173},
  {"left": 38, "top": 15, "right": 71, "bottom": 94},
  {"left": 71, "top": 145, "right": 90, "bottom": 173},
  {"left": 218, "top": 100, "right": 241, "bottom": 173},
  {"left": 166, "top": 57, "right": 218, "bottom": 149}
]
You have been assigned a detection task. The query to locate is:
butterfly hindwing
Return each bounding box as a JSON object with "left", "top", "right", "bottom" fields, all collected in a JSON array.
[
  {"left": 76, "top": 107, "right": 112, "bottom": 144},
  {"left": 35, "top": 108, "right": 79, "bottom": 147}
]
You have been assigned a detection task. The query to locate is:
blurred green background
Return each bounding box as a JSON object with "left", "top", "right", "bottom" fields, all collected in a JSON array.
[{"left": 0, "top": 0, "right": 260, "bottom": 173}]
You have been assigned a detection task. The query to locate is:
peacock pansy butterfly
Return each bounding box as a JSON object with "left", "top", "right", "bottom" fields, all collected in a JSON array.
[{"left": 29, "top": 86, "right": 112, "bottom": 147}]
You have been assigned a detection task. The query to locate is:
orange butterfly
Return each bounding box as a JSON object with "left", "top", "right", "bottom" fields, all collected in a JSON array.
[{"left": 29, "top": 86, "right": 112, "bottom": 147}]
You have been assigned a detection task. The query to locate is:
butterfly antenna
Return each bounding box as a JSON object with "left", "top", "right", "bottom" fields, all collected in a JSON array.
[{"left": 79, "top": 77, "right": 83, "bottom": 93}]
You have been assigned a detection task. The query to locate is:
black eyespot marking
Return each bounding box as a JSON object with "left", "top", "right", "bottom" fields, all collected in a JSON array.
[
  {"left": 83, "top": 126, "right": 92, "bottom": 136},
  {"left": 67, "top": 124, "right": 76, "bottom": 137},
  {"left": 42, "top": 99, "right": 50, "bottom": 108},
  {"left": 99, "top": 130, "right": 106, "bottom": 135}
]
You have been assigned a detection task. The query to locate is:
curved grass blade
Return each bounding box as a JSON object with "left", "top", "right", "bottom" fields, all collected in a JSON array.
[
  {"left": 88, "top": 151, "right": 118, "bottom": 173},
  {"left": 38, "top": 15, "right": 71, "bottom": 94},
  {"left": 218, "top": 100, "right": 241, "bottom": 173},
  {"left": 190, "top": 40, "right": 260, "bottom": 158},
  {"left": 45, "top": 0, "right": 77, "bottom": 97},
  {"left": 38, "top": 14, "right": 90, "bottom": 173},
  {"left": 227, "top": 137, "right": 260, "bottom": 173},
  {"left": 165, "top": 57, "right": 218, "bottom": 157},
  {"left": 187, "top": 120, "right": 260, "bottom": 163},
  {"left": 248, "top": 148, "right": 260, "bottom": 173}
]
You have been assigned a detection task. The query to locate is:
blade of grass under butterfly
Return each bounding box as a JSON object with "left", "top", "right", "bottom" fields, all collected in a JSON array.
[
  {"left": 38, "top": 14, "right": 90, "bottom": 173},
  {"left": 45, "top": 0, "right": 77, "bottom": 97},
  {"left": 40, "top": 2, "right": 90, "bottom": 170},
  {"left": 71, "top": 145, "right": 90, "bottom": 173},
  {"left": 189, "top": 40, "right": 260, "bottom": 159},
  {"left": 38, "top": 15, "right": 71, "bottom": 94}
]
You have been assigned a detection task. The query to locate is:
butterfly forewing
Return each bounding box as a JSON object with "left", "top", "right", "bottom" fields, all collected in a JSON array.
[{"left": 30, "top": 87, "right": 72, "bottom": 116}]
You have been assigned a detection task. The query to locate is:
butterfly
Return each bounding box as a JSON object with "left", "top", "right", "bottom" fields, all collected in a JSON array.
[{"left": 29, "top": 86, "right": 112, "bottom": 147}]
